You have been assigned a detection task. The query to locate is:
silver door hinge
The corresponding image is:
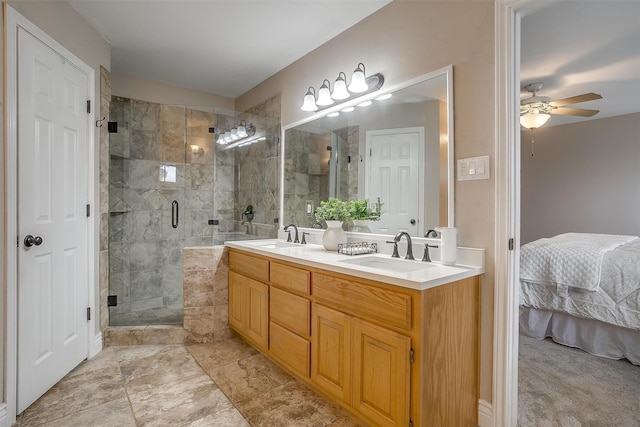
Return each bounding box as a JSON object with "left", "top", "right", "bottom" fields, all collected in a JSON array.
[
  {"left": 86, "top": 307, "right": 91, "bottom": 321},
  {"left": 508, "top": 238, "right": 514, "bottom": 250},
  {"left": 86, "top": 100, "right": 91, "bottom": 114},
  {"left": 409, "top": 348, "right": 415, "bottom": 364}
]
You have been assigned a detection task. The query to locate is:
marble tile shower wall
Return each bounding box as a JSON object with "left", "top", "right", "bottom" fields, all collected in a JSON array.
[
  {"left": 234, "top": 95, "right": 281, "bottom": 238},
  {"left": 108, "top": 97, "right": 222, "bottom": 326},
  {"left": 283, "top": 129, "right": 329, "bottom": 228},
  {"left": 283, "top": 126, "right": 359, "bottom": 228}
]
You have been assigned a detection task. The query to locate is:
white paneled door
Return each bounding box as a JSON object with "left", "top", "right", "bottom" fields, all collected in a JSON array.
[
  {"left": 17, "top": 27, "right": 89, "bottom": 413},
  {"left": 366, "top": 128, "right": 424, "bottom": 236}
]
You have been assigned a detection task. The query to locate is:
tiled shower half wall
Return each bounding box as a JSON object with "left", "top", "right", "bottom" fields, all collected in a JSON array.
[{"left": 108, "top": 97, "right": 279, "bottom": 326}]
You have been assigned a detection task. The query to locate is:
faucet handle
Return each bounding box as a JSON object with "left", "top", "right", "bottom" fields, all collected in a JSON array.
[
  {"left": 422, "top": 244, "right": 439, "bottom": 262},
  {"left": 286, "top": 230, "right": 292, "bottom": 242},
  {"left": 301, "top": 232, "right": 309, "bottom": 245},
  {"left": 386, "top": 241, "right": 400, "bottom": 258}
]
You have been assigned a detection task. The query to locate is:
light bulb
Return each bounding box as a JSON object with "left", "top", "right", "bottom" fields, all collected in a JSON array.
[
  {"left": 316, "top": 79, "right": 334, "bottom": 106},
  {"left": 332, "top": 72, "right": 350, "bottom": 100},
  {"left": 237, "top": 123, "right": 247, "bottom": 138},
  {"left": 348, "top": 63, "right": 368, "bottom": 93},
  {"left": 301, "top": 87, "right": 318, "bottom": 111}
]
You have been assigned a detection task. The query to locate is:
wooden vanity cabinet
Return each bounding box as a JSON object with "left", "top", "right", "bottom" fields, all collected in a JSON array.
[
  {"left": 269, "top": 262, "right": 312, "bottom": 378},
  {"left": 312, "top": 303, "right": 411, "bottom": 427},
  {"left": 228, "top": 248, "right": 480, "bottom": 427},
  {"left": 228, "top": 252, "right": 269, "bottom": 352},
  {"left": 228, "top": 271, "right": 269, "bottom": 351}
]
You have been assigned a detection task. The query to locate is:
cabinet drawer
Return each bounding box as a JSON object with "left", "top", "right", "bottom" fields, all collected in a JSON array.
[
  {"left": 269, "top": 321, "right": 310, "bottom": 378},
  {"left": 313, "top": 273, "right": 412, "bottom": 331},
  {"left": 229, "top": 250, "right": 269, "bottom": 282},
  {"left": 270, "top": 286, "right": 311, "bottom": 337},
  {"left": 270, "top": 262, "right": 310, "bottom": 295}
]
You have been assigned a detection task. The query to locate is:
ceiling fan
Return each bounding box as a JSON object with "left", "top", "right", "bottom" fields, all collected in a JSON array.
[
  {"left": 520, "top": 82, "right": 602, "bottom": 156},
  {"left": 520, "top": 82, "right": 602, "bottom": 124}
]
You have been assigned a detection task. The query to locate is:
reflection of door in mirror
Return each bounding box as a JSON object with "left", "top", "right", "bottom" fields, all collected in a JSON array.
[{"left": 365, "top": 127, "right": 424, "bottom": 236}]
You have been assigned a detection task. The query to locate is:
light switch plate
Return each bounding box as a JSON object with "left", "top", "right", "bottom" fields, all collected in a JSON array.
[{"left": 458, "top": 155, "right": 490, "bottom": 181}]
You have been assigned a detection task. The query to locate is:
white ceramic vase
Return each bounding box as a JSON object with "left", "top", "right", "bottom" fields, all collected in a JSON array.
[
  {"left": 350, "top": 220, "right": 371, "bottom": 233},
  {"left": 322, "top": 220, "right": 346, "bottom": 251}
]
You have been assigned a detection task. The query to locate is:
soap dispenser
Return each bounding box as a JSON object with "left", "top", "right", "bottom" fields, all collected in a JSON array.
[{"left": 435, "top": 226, "right": 457, "bottom": 265}]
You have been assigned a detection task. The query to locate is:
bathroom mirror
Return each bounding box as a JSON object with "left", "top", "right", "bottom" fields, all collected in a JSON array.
[{"left": 281, "top": 65, "right": 454, "bottom": 237}]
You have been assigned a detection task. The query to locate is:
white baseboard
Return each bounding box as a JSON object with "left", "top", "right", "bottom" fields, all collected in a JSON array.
[
  {"left": 89, "top": 332, "right": 103, "bottom": 359},
  {"left": 0, "top": 403, "right": 8, "bottom": 427},
  {"left": 478, "top": 399, "right": 493, "bottom": 427}
]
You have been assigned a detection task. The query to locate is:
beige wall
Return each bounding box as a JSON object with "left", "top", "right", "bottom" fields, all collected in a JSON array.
[
  {"left": 238, "top": 0, "right": 497, "bottom": 403},
  {"left": 111, "top": 72, "right": 235, "bottom": 110},
  {"left": 521, "top": 112, "right": 640, "bottom": 244}
]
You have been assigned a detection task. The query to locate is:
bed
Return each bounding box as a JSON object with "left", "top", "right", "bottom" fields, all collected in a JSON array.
[{"left": 519, "top": 233, "right": 640, "bottom": 365}]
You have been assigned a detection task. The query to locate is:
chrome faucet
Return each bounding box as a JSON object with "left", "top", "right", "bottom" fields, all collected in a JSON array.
[
  {"left": 425, "top": 229, "right": 438, "bottom": 238},
  {"left": 393, "top": 231, "right": 414, "bottom": 260},
  {"left": 284, "top": 224, "right": 299, "bottom": 243}
]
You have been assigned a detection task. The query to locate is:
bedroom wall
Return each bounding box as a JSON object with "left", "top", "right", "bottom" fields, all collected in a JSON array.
[
  {"left": 237, "top": 0, "right": 496, "bottom": 405},
  {"left": 521, "top": 112, "right": 640, "bottom": 244}
]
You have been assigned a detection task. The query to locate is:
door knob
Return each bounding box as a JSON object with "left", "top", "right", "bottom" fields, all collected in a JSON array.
[
  {"left": 410, "top": 218, "right": 416, "bottom": 225},
  {"left": 24, "top": 235, "right": 43, "bottom": 247}
]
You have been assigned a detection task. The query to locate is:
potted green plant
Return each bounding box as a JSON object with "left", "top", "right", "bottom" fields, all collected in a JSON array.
[
  {"left": 314, "top": 198, "right": 351, "bottom": 223},
  {"left": 314, "top": 198, "right": 350, "bottom": 250},
  {"left": 348, "top": 198, "right": 382, "bottom": 232}
]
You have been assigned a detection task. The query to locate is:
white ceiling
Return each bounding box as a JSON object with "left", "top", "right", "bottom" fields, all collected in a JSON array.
[
  {"left": 521, "top": 0, "right": 640, "bottom": 126},
  {"left": 69, "top": 0, "right": 391, "bottom": 98},
  {"left": 69, "top": 0, "right": 639, "bottom": 124}
]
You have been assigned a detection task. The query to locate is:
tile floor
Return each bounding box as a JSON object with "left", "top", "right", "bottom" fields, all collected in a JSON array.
[{"left": 16, "top": 337, "right": 359, "bottom": 427}]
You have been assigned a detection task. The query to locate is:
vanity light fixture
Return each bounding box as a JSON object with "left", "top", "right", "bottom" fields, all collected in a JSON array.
[
  {"left": 301, "top": 87, "right": 318, "bottom": 111},
  {"left": 327, "top": 111, "right": 340, "bottom": 117},
  {"left": 341, "top": 106, "right": 355, "bottom": 113},
  {"left": 348, "top": 63, "right": 368, "bottom": 93},
  {"left": 331, "top": 72, "right": 351, "bottom": 100},
  {"left": 316, "top": 79, "right": 334, "bottom": 106},
  {"left": 300, "top": 62, "right": 385, "bottom": 112},
  {"left": 216, "top": 121, "right": 258, "bottom": 147}
]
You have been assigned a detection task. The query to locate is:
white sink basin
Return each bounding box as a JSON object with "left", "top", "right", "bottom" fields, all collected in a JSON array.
[
  {"left": 339, "top": 256, "right": 436, "bottom": 273},
  {"left": 245, "top": 240, "right": 299, "bottom": 249}
]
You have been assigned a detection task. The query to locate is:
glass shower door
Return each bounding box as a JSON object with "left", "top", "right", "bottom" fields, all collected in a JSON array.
[{"left": 108, "top": 98, "right": 188, "bottom": 326}]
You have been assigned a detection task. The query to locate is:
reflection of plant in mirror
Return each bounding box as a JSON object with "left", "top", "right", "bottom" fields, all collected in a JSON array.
[
  {"left": 314, "top": 198, "right": 351, "bottom": 222},
  {"left": 348, "top": 198, "right": 383, "bottom": 221}
]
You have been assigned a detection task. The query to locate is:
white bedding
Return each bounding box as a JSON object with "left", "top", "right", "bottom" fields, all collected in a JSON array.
[
  {"left": 520, "top": 233, "right": 638, "bottom": 291},
  {"left": 520, "top": 236, "right": 640, "bottom": 330}
]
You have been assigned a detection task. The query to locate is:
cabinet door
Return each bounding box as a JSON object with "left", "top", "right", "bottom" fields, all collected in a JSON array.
[
  {"left": 245, "top": 277, "right": 269, "bottom": 351},
  {"left": 228, "top": 271, "right": 246, "bottom": 332},
  {"left": 311, "top": 304, "right": 352, "bottom": 404},
  {"left": 353, "top": 320, "right": 411, "bottom": 427}
]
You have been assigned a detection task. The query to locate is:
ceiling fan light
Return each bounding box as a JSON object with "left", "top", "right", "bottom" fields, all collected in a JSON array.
[
  {"left": 520, "top": 109, "right": 550, "bottom": 129},
  {"left": 316, "top": 79, "right": 334, "bottom": 106},
  {"left": 348, "top": 62, "right": 368, "bottom": 93},
  {"left": 301, "top": 87, "right": 318, "bottom": 111},
  {"left": 332, "top": 72, "right": 350, "bottom": 100}
]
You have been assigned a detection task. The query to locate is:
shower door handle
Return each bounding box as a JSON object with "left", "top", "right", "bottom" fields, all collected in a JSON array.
[{"left": 172, "top": 200, "right": 179, "bottom": 229}]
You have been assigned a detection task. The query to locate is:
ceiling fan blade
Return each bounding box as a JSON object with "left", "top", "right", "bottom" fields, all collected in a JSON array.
[
  {"left": 551, "top": 107, "right": 600, "bottom": 117},
  {"left": 549, "top": 93, "right": 602, "bottom": 107}
]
